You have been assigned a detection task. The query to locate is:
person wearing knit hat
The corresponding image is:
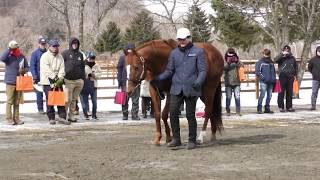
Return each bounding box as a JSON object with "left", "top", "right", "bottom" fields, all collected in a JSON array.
[
  {"left": 274, "top": 44, "right": 298, "bottom": 112},
  {"left": 224, "top": 47, "right": 242, "bottom": 116},
  {"left": 0, "top": 40, "right": 29, "bottom": 125},
  {"left": 308, "top": 46, "right": 320, "bottom": 110}
]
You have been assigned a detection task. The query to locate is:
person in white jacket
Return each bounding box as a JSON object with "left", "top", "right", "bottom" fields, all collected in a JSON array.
[
  {"left": 80, "top": 51, "right": 101, "bottom": 120},
  {"left": 39, "top": 39, "right": 70, "bottom": 125}
]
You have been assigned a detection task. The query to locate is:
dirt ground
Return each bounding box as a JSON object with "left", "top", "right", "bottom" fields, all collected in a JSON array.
[{"left": 0, "top": 108, "right": 320, "bottom": 180}]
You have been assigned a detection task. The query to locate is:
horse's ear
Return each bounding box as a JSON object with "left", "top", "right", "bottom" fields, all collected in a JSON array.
[{"left": 165, "top": 39, "right": 178, "bottom": 48}]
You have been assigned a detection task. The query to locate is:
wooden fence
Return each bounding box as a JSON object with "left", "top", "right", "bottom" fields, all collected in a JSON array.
[{"left": 0, "top": 60, "right": 313, "bottom": 104}]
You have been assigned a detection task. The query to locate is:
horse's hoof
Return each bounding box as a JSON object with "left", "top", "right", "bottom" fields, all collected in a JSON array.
[
  {"left": 166, "top": 136, "right": 172, "bottom": 143},
  {"left": 197, "top": 130, "right": 206, "bottom": 144},
  {"left": 210, "top": 134, "right": 217, "bottom": 142},
  {"left": 154, "top": 141, "right": 161, "bottom": 146}
]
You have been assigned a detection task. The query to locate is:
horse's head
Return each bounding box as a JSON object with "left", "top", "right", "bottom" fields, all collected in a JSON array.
[
  {"left": 125, "top": 39, "right": 178, "bottom": 94},
  {"left": 125, "top": 49, "right": 146, "bottom": 94}
]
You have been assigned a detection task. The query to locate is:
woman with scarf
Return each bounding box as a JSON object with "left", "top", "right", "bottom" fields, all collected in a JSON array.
[{"left": 224, "top": 48, "right": 242, "bottom": 116}]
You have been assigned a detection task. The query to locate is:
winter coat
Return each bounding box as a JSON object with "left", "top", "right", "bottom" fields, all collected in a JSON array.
[
  {"left": 255, "top": 57, "right": 276, "bottom": 84},
  {"left": 274, "top": 53, "right": 297, "bottom": 78},
  {"left": 224, "top": 61, "right": 241, "bottom": 87},
  {"left": 158, "top": 43, "right": 207, "bottom": 97},
  {"left": 117, "top": 55, "right": 127, "bottom": 88},
  {"left": 39, "top": 51, "right": 65, "bottom": 85},
  {"left": 84, "top": 63, "right": 102, "bottom": 88},
  {"left": 308, "top": 55, "right": 320, "bottom": 81},
  {"left": 30, "top": 47, "right": 47, "bottom": 82},
  {"left": 0, "top": 49, "right": 29, "bottom": 85},
  {"left": 62, "top": 37, "right": 85, "bottom": 80}
]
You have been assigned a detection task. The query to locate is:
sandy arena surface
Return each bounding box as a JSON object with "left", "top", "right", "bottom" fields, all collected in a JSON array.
[{"left": 0, "top": 106, "right": 320, "bottom": 180}]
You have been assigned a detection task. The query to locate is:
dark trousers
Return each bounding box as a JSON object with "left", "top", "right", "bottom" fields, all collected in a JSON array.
[
  {"left": 35, "top": 89, "right": 44, "bottom": 111},
  {"left": 170, "top": 93, "right": 198, "bottom": 142},
  {"left": 141, "top": 97, "right": 154, "bottom": 116},
  {"left": 43, "top": 85, "right": 66, "bottom": 120},
  {"left": 80, "top": 88, "right": 97, "bottom": 117},
  {"left": 277, "top": 74, "right": 294, "bottom": 109},
  {"left": 121, "top": 85, "right": 140, "bottom": 118}
]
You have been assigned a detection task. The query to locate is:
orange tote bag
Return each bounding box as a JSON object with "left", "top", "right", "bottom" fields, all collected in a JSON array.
[
  {"left": 16, "top": 75, "right": 33, "bottom": 91},
  {"left": 237, "top": 66, "right": 245, "bottom": 82},
  {"left": 48, "top": 88, "right": 65, "bottom": 106},
  {"left": 293, "top": 79, "right": 299, "bottom": 96}
]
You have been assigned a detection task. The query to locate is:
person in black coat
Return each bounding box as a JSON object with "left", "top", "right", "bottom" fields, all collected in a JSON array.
[
  {"left": 308, "top": 46, "right": 320, "bottom": 110},
  {"left": 274, "top": 45, "right": 298, "bottom": 112}
]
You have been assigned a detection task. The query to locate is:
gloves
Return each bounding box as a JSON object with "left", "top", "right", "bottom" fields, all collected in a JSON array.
[
  {"left": 33, "top": 79, "right": 40, "bottom": 84},
  {"left": 192, "top": 82, "right": 201, "bottom": 91},
  {"left": 54, "top": 78, "right": 64, "bottom": 88}
]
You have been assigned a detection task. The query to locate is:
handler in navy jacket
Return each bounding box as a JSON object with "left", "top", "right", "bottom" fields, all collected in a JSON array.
[
  {"left": 255, "top": 49, "right": 276, "bottom": 114},
  {"left": 157, "top": 28, "right": 207, "bottom": 150},
  {"left": 30, "top": 37, "right": 47, "bottom": 113}
]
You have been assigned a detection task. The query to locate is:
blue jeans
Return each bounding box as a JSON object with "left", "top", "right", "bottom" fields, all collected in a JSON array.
[
  {"left": 35, "top": 89, "right": 44, "bottom": 111},
  {"left": 258, "top": 82, "right": 273, "bottom": 108},
  {"left": 225, "top": 85, "right": 240, "bottom": 112},
  {"left": 80, "top": 88, "right": 97, "bottom": 117}
]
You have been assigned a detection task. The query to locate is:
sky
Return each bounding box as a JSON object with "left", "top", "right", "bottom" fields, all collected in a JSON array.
[{"left": 144, "top": 0, "right": 215, "bottom": 18}]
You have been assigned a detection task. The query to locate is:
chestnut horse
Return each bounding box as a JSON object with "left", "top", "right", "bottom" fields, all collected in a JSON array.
[{"left": 126, "top": 39, "right": 224, "bottom": 145}]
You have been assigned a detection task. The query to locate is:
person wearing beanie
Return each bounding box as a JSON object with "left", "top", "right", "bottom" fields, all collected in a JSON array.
[
  {"left": 80, "top": 51, "right": 101, "bottom": 120},
  {"left": 255, "top": 49, "right": 276, "bottom": 114},
  {"left": 0, "top": 40, "right": 29, "bottom": 125},
  {"left": 308, "top": 46, "right": 320, "bottom": 110},
  {"left": 30, "top": 36, "right": 47, "bottom": 114},
  {"left": 274, "top": 45, "right": 298, "bottom": 112},
  {"left": 224, "top": 47, "right": 242, "bottom": 116}
]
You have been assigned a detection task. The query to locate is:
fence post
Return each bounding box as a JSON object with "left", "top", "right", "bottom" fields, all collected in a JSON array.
[{"left": 255, "top": 75, "right": 259, "bottom": 99}]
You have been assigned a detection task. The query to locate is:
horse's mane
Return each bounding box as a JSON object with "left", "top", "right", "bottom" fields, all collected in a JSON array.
[{"left": 135, "top": 39, "right": 178, "bottom": 51}]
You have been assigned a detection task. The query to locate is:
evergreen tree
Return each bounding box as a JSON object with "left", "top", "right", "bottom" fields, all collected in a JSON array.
[
  {"left": 211, "top": 0, "right": 267, "bottom": 51},
  {"left": 184, "top": 3, "right": 211, "bottom": 43},
  {"left": 94, "top": 21, "right": 122, "bottom": 54},
  {"left": 123, "top": 11, "right": 161, "bottom": 46}
]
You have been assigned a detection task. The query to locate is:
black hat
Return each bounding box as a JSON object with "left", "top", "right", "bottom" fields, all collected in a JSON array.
[{"left": 48, "top": 39, "right": 60, "bottom": 47}]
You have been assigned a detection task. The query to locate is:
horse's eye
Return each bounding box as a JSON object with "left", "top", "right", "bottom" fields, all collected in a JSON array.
[{"left": 134, "top": 66, "right": 139, "bottom": 71}]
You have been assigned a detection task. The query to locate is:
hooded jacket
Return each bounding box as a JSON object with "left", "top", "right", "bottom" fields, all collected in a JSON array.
[
  {"left": 62, "top": 38, "right": 85, "bottom": 80},
  {"left": 255, "top": 57, "right": 276, "bottom": 84},
  {"left": 308, "top": 46, "right": 320, "bottom": 81},
  {"left": 224, "top": 53, "right": 241, "bottom": 86}
]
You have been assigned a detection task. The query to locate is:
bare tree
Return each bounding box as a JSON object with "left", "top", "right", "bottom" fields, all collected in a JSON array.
[
  {"left": 93, "top": 0, "right": 119, "bottom": 32},
  {"left": 78, "top": 0, "right": 87, "bottom": 46},
  {"left": 45, "top": 0, "right": 72, "bottom": 41},
  {"left": 293, "top": 0, "right": 320, "bottom": 87},
  {"left": 143, "top": 0, "right": 189, "bottom": 31}
]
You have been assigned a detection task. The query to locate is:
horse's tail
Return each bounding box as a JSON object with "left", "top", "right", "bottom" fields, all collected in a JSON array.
[{"left": 211, "top": 81, "right": 223, "bottom": 134}]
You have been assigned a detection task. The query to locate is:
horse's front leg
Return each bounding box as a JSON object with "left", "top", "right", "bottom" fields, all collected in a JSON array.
[
  {"left": 149, "top": 85, "right": 162, "bottom": 146},
  {"left": 161, "top": 94, "right": 172, "bottom": 143}
]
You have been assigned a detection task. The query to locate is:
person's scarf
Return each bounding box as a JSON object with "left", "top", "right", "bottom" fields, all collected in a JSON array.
[{"left": 10, "top": 48, "right": 21, "bottom": 57}]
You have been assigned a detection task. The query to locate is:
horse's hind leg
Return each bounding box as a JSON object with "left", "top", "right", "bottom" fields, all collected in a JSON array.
[
  {"left": 198, "top": 88, "right": 215, "bottom": 143},
  {"left": 161, "top": 94, "right": 172, "bottom": 143}
]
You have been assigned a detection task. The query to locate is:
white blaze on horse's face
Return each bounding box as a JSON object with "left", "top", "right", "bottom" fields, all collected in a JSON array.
[{"left": 126, "top": 65, "right": 130, "bottom": 91}]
